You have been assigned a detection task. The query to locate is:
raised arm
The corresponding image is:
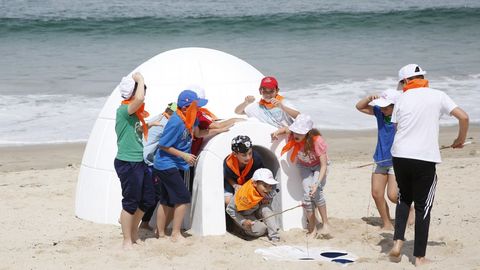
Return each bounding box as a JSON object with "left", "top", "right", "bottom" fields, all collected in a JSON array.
[
  {"left": 209, "top": 118, "right": 245, "bottom": 129},
  {"left": 270, "top": 126, "right": 290, "bottom": 141},
  {"left": 450, "top": 107, "right": 469, "bottom": 148},
  {"left": 355, "top": 95, "right": 378, "bottom": 115},
  {"left": 127, "top": 72, "right": 146, "bottom": 115},
  {"left": 280, "top": 102, "right": 300, "bottom": 119},
  {"left": 234, "top": 96, "right": 255, "bottom": 115}
]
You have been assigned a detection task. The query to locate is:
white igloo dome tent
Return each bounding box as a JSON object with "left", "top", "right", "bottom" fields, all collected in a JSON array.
[{"left": 75, "top": 47, "right": 304, "bottom": 235}]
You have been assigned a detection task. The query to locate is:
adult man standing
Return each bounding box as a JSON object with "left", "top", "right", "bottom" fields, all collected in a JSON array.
[{"left": 389, "top": 64, "right": 469, "bottom": 266}]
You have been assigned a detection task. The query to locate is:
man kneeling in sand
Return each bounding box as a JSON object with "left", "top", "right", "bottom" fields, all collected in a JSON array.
[{"left": 226, "top": 168, "right": 281, "bottom": 242}]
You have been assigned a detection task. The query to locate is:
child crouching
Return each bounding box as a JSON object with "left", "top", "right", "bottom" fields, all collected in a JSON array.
[{"left": 226, "top": 168, "right": 280, "bottom": 242}]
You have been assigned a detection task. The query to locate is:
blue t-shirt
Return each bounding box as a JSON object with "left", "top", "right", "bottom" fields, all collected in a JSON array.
[
  {"left": 153, "top": 112, "right": 198, "bottom": 171},
  {"left": 373, "top": 106, "right": 395, "bottom": 167}
]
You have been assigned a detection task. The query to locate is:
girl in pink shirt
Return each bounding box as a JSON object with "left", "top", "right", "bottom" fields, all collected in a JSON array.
[{"left": 271, "top": 114, "right": 330, "bottom": 237}]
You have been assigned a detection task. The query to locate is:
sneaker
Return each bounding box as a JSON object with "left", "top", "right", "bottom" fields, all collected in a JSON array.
[{"left": 270, "top": 237, "right": 281, "bottom": 243}]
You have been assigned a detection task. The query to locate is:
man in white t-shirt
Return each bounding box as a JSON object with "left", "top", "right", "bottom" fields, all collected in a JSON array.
[
  {"left": 234, "top": 76, "right": 299, "bottom": 128},
  {"left": 389, "top": 64, "right": 469, "bottom": 266}
]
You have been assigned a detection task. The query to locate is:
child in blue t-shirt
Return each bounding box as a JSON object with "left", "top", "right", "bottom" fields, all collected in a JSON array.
[
  {"left": 139, "top": 102, "right": 176, "bottom": 230},
  {"left": 152, "top": 90, "right": 209, "bottom": 242},
  {"left": 356, "top": 89, "right": 402, "bottom": 230}
]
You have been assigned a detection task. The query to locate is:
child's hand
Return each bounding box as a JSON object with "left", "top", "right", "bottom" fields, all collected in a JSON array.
[
  {"left": 242, "top": 219, "right": 254, "bottom": 230},
  {"left": 309, "top": 184, "right": 318, "bottom": 197},
  {"left": 451, "top": 137, "right": 466, "bottom": 149},
  {"left": 182, "top": 152, "right": 197, "bottom": 166},
  {"left": 261, "top": 197, "right": 271, "bottom": 204},
  {"left": 132, "top": 72, "right": 144, "bottom": 83},
  {"left": 149, "top": 120, "right": 162, "bottom": 127},
  {"left": 270, "top": 98, "right": 283, "bottom": 108},
  {"left": 270, "top": 131, "right": 279, "bottom": 141},
  {"left": 233, "top": 184, "right": 242, "bottom": 192},
  {"left": 245, "top": 95, "right": 255, "bottom": 104},
  {"left": 368, "top": 95, "right": 379, "bottom": 102}
]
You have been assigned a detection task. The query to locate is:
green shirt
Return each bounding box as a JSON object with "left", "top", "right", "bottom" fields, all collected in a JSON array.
[{"left": 115, "top": 104, "right": 144, "bottom": 162}]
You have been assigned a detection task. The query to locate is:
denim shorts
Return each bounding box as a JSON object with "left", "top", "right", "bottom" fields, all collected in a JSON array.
[{"left": 372, "top": 164, "right": 395, "bottom": 175}]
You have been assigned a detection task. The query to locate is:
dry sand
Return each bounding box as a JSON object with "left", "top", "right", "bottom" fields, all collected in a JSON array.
[{"left": 1, "top": 126, "right": 479, "bottom": 269}]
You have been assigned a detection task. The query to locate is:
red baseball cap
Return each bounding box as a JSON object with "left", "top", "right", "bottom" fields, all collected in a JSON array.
[{"left": 260, "top": 76, "right": 278, "bottom": 89}]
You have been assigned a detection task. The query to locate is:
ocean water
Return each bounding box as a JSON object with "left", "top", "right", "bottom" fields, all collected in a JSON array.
[{"left": 1, "top": 0, "right": 479, "bottom": 145}]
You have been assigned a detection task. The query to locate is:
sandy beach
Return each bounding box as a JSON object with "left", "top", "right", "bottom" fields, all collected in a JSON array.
[{"left": 1, "top": 126, "right": 479, "bottom": 269}]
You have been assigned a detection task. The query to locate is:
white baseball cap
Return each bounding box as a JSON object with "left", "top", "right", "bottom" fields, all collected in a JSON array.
[
  {"left": 398, "top": 64, "right": 427, "bottom": 82},
  {"left": 252, "top": 168, "right": 278, "bottom": 185},
  {"left": 288, "top": 114, "right": 313, "bottom": 135},
  {"left": 118, "top": 76, "right": 135, "bottom": 99},
  {"left": 186, "top": 84, "right": 206, "bottom": 99},
  {"left": 369, "top": 89, "right": 401, "bottom": 107}
]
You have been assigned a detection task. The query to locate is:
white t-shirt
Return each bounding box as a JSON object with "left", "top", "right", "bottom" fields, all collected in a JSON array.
[
  {"left": 244, "top": 100, "right": 296, "bottom": 128},
  {"left": 391, "top": 87, "right": 457, "bottom": 163}
]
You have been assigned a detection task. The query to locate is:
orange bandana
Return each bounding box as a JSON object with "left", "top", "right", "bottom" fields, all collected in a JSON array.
[
  {"left": 226, "top": 153, "right": 254, "bottom": 185},
  {"left": 198, "top": 108, "right": 218, "bottom": 121},
  {"left": 403, "top": 79, "right": 429, "bottom": 92},
  {"left": 281, "top": 135, "right": 305, "bottom": 163},
  {"left": 258, "top": 94, "right": 284, "bottom": 109},
  {"left": 121, "top": 100, "right": 150, "bottom": 140},
  {"left": 281, "top": 135, "right": 320, "bottom": 162},
  {"left": 235, "top": 180, "right": 264, "bottom": 211},
  {"left": 176, "top": 101, "right": 198, "bottom": 137}
]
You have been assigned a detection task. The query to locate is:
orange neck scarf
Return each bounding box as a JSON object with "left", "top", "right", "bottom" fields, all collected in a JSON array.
[
  {"left": 226, "top": 153, "right": 254, "bottom": 185},
  {"left": 403, "top": 79, "right": 429, "bottom": 92},
  {"left": 281, "top": 135, "right": 320, "bottom": 162},
  {"left": 198, "top": 108, "right": 218, "bottom": 121},
  {"left": 258, "top": 94, "right": 284, "bottom": 109},
  {"left": 176, "top": 101, "right": 198, "bottom": 137},
  {"left": 121, "top": 100, "right": 150, "bottom": 140},
  {"left": 235, "top": 180, "right": 264, "bottom": 211}
]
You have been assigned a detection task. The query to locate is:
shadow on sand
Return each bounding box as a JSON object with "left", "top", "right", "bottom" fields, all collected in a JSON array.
[{"left": 377, "top": 232, "right": 446, "bottom": 265}]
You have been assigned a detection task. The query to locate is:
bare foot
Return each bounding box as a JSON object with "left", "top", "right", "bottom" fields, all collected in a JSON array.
[
  {"left": 306, "top": 226, "right": 317, "bottom": 239},
  {"left": 381, "top": 222, "right": 394, "bottom": 231},
  {"left": 133, "top": 239, "right": 145, "bottom": 246},
  {"left": 306, "top": 232, "right": 317, "bottom": 239},
  {"left": 388, "top": 240, "right": 403, "bottom": 262},
  {"left": 122, "top": 240, "right": 133, "bottom": 250},
  {"left": 319, "top": 223, "right": 331, "bottom": 235},
  {"left": 156, "top": 232, "right": 167, "bottom": 239},
  {"left": 170, "top": 233, "right": 187, "bottom": 243},
  {"left": 155, "top": 227, "right": 167, "bottom": 239},
  {"left": 415, "top": 257, "right": 431, "bottom": 267}
]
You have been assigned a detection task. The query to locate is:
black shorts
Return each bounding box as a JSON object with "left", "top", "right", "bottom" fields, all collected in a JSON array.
[
  {"left": 114, "top": 159, "right": 155, "bottom": 214},
  {"left": 153, "top": 168, "right": 191, "bottom": 207}
]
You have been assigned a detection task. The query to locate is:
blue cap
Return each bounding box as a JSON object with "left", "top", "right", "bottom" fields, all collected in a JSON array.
[{"left": 177, "top": 90, "right": 208, "bottom": 108}]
